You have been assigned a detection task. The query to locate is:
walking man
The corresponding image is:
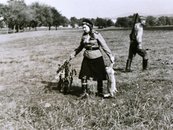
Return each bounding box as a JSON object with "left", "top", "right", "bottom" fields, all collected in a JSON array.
[{"left": 126, "top": 14, "right": 148, "bottom": 72}]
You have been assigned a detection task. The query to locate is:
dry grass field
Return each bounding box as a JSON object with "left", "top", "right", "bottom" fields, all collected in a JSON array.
[{"left": 0, "top": 29, "right": 173, "bottom": 130}]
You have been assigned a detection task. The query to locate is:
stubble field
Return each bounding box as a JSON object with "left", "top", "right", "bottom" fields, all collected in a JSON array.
[{"left": 0, "top": 29, "right": 173, "bottom": 130}]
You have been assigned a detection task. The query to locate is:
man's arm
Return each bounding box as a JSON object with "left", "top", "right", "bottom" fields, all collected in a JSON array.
[{"left": 135, "top": 23, "right": 143, "bottom": 49}]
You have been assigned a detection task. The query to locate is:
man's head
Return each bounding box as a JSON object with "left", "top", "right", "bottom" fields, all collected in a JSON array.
[
  {"left": 82, "top": 19, "right": 93, "bottom": 33},
  {"left": 139, "top": 16, "right": 146, "bottom": 25}
]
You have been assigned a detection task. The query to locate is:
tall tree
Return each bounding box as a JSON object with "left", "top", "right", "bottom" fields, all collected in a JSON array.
[
  {"left": 51, "top": 7, "right": 62, "bottom": 30},
  {"left": 146, "top": 16, "right": 157, "bottom": 26},
  {"left": 0, "top": 4, "right": 6, "bottom": 28},
  {"left": 70, "top": 17, "right": 78, "bottom": 28},
  {"left": 30, "top": 2, "right": 44, "bottom": 30},
  {"left": 106, "top": 19, "right": 114, "bottom": 27},
  {"left": 41, "top": 5, "right": 53, "bottom": 30},
  {"left": 7, "top": 0, "right": 27, "bottom": 32},
  {"left": 115, "top": 17, "right": 129, "bottom": 27},
  {"left": 95, "top": 17, "right": 106, "bottom": 28},
  {"left": 30, "top": 2, "right": 54, "bottom": 30}
]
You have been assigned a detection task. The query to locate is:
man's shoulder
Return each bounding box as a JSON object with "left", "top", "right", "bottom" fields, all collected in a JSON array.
[
  {"left": 135, "top": 23, "right": 143, "bottom": 30},
  {"left": 135, "top": 23, "right": 140, "bottom": 27}
]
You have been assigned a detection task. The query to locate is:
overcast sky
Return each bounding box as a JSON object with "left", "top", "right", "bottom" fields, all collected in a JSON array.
[{"left": 1, "top": 0, "right": 173, "bottom": 19}]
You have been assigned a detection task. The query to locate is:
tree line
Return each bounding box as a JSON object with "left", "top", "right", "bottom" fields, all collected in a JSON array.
[
  {"left": 70, "top": 17, "right": 114, "bottom": 28},
  {"left": 1, "top": 0, "right": 173, "bottom": 33},
  {"left": 0, "top": 0, "right": 69, "bottom": 32},
  {"left": 0, "top": 0, "right": 114, "bottom": 33},
  {"left": 115, "top": 15, "right": 173, "bottom": 27}
]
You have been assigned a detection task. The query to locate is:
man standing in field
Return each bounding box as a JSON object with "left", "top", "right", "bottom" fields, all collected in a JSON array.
[{"left": 125, "top": 14, "right": 148, "bottom": 72}]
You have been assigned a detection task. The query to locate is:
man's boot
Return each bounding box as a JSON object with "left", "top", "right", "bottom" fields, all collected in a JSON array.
[
  {"left": 143, "top": 59, "right": 148, "bottom": 70},
  {"left": 125, "top": 59, "right": 132, "bottom": 72}
]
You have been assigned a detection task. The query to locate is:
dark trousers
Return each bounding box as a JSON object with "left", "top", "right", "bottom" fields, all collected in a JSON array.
[
  {"left": 128, "top": 42, "right": 148, "bottom": 60},
  {"left": 126, "top": 41, "right": 148, "bottom": 71}
]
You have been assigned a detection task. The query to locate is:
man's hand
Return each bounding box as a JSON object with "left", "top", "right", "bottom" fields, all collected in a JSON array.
[{"left": 137, "top": 42, "right": 142, "bottom": 49}]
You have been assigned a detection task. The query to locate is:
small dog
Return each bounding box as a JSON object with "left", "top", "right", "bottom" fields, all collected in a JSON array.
[
  {"left": 55, "top": 60, "right": 76, "bottom": 94},
  {"left": 105, "top": 64, "right": 117, "bottom": 97}
]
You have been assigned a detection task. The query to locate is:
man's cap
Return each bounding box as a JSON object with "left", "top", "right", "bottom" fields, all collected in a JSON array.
[
  {"left": 139, "top": 16, "right": 146, "bottom": 20},
  {"left": 82, "top": 19, "right": 93, "bottom": 28}
]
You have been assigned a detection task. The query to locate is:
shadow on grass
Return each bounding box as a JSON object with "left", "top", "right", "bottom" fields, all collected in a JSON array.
[
  {"left": 41, "top": 80, "right": 82, "bottom": 97},
  {"left": 113, "top": 67, "right": 126, "bottom": 73}
]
